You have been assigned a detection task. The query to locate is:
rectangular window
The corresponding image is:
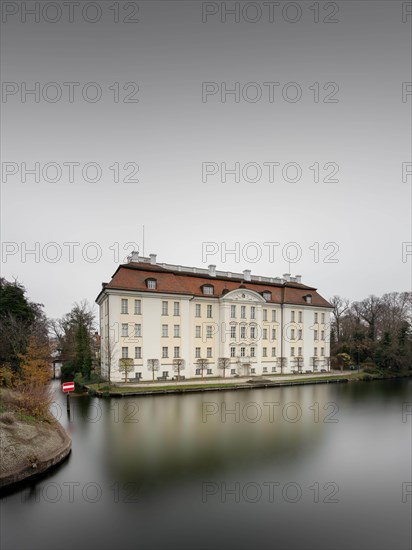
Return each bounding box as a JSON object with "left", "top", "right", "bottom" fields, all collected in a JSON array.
[
  {"left": 321, "top": 313, "right": 325, "bottom": 323},
  {"left": 162, "top": 371, "right": 169, "bottom": 378},
  {"left": 291, "top": 329, "right": 295, "bottom": 339},
  {"left": 314, "top": 330, "right": 318, "bottom": 340},
  {"left": 134, "top": 347, "right": 141, "bottom": 359},
  {"left": 162, "top": 347, "right": 168, "bottom": 358},
  {"left": 196, "top": 368, "right": 201, "bottom": 375},
  {"left": 204, "top": 286, "right": 213, "bottom": 295},
  {"left": 162, "top": 301, "right": 168, "bottom": 315},
  {"left": 263, "top": 367, "right": 267, "bottom": 373},
  {"left": 272, "top": 310, "right": 276, "bottom": 322},
  {"left": 272, "top": 366, "right": 276, "bottom": 373},
  {"left": 121, "top": 323, "right": 128, "bottom": 337},
  {"left": 231, "top": 369, "right": 236, "bottom": 375},
  {"left": 134, "top": 324, "right": 141, "bottom": 337},
  {"left": 250, "top": 347, "right": 255, "bottom": 357},
  {"left": 134, "top": 299, "right": 141, "bottom": 315},
  {"left": 122, "top": 347, "right": 128, "bottom": 358},
  {"left": 321, "top": 347, "right": 325, "bottom": 356},
  {"left": 230, "top": 305, "right": 236, "bottom": 318},
  {"left": 207, "top": 368, "right": 212, "bottom": 375},
  {"left": 240, "top": 347, "right": 246, "bottom": 357},
  {"left": 173, "top": 302, "right": 180, "bottom": 316},
  {"left": 207, "top": 305, "right": 212, "bottom": 318},
  {"left": 314, "top": 312, "right": 318, "bottom": 323},
  {"left": 298, "top": 329, "right": 302, "bottom": 340},
  {"left": 121, "top": 299, "right": 128, "bottom": 314},
  {"left": 240, "top": 326, "right": 246, "bottom": 339},
  {"left": 272, "top": 328, "right": 276, "bottom": 340},
  {"left": 207, "top": 347, "right": 212, "bottom": 358},
  {"left": 298, "top": 347, "right": 302, "bottom": 356},
  {"left": 250, "top": 326, "right": 256, "bottom": 339},
  {"left": 298, "top": 311, "right": 302, "bottom": 323},
  {"left": 291, "top": 311, "right": 295, "bottom": 322},
  {"left": 251, "top": 368, "right": 256, "bottom": 374},
  {"left": 241, "top": 306, "right": 246, "bottom": 319},
  {"left": 271, "top": 347, "right": 276, "bottom": 357},
  {"left": 321, "top": 330, "right": 325, "bottom": 340},
  {"left": 230, "top": 326, "right": 236, "bottom": 339},
  {"left": 250, "top": 306, "right": 255, "bottom": 319},
  {"left": 230, "top": 347, "right": 236, "bottom": 357},
  {"left": 263, "top": 328, "right": 268, "bottom": 340},
  {"left": 195, "top": 326, "right": 201, "bottom": 338},
  {"left": 195, "top": 304, "right": 201, "bottom": 317},
  {"left": 174, "top": 325, "right": 180, "bottom": 338},
  {"left": 263, "top": 309, "right": 267, "bottom": 321},
  {"left": 162, "top": 325, "right": 168, "bottom": 337},
  {"left": 195, "top": 347, "right": 201, "bottom": 358},
  {"left": 314, "top": 347, "right": 318, "bottom": 357},
  {"left": 147, "top": 280, "right": 156, "bottom": 289},
  {"left": 291, "top": 347, "right": 295, "bottom": 357},
  {"left": 174, "top": 346, "right": 180, "bottom": 358},
  {"left": 262, "top": 347, "right": 267, "bottom": 357},
  {"left": 206, "top": 326, "right": 213, "bottom": 338}
]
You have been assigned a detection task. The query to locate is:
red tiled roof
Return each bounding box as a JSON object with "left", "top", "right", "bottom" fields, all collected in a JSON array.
[{"left": 96, "top": 262, "right": 332, "bottom": 308}]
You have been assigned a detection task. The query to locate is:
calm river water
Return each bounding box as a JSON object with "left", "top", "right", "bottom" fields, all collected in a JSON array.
[{"left": 1, "top": 379, "right": 411, "bottom": 550}]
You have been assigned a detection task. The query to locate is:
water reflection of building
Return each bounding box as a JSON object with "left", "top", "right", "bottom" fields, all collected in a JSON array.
[
  {"left": 96, "top": 252, "right": 333, "bottom": 382},
  {"left": 101, "top": 388, "right": 327, "bottom": 484}
]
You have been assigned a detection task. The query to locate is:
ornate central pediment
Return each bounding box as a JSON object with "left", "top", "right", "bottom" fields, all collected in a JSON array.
[{"left": 220, "top": 289, "right": 266, "bottom": 303}]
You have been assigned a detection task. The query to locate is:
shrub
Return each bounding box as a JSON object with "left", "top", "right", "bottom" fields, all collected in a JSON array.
[
  {"left": 16, "top": 384, "right": 52, "bottom": 420},
  {"left": 0, "top": 364, "right": 14, "bottom": 387}
]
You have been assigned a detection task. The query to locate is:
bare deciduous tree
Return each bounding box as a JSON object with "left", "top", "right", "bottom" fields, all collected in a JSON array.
[
  {"left": 329, "top": 295, "right": 350, "bottom": 343},
  {"left": 352, "top": 295, "right": 383, "bottom": 341},
  {"left": 102, "top": 332, "right": 118, "bottom": 385},
  {"left": 217, "top": 357, "right": 230, "bottom": 378},
  {"left": 196, "top": 358, "right": 209, "bottom": 378},
  {"left": 147, "top": 358, "right": 159, "bottom": 381},
  {"left": 118, "top": 358, "right": 134, "bottom": 383},
  {"left": 173, "top": 357, "right": 185, "bottom": 380}
]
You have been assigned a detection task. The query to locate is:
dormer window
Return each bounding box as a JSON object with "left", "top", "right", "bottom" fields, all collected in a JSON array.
[
  {"left": 304, "top": 294, "right": 312, "bottom": 304},
  {"left": 146, "top": 278, "right": 157, "bottom": 290},
  {"left": 202, "top": 285, "right": 214, "bottom": 295},
  {"left": 262, "top": 291, "right": 272, "bottom": 301}
]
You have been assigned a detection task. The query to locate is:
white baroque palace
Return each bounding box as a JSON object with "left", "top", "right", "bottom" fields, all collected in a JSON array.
[{"left": 96, "top": 252, "right": 333, "bottom": 382}]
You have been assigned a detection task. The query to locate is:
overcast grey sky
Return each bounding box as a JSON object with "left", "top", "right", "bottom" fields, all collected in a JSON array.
[{"left": 1, "top": 1, "right": 411, "bottom": 319}]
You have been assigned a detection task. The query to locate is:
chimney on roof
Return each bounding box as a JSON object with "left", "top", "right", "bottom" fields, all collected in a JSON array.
[
  {"left": 208, "top": 265, "right": 216, "bottom": 277},
  {"left": 283, "top": 273, "right": 291, "bottom": 282},
  {"left": 128, "top": 250, "right": 140, "bottom": 263},
  {"left": 295, "top": 275, "right": 302, "bottom": 283},
  {"left": 243, "top": 269, "right": 251, "bottom": 282},
  {"left": 149, "top": 253, "right": 157, "bottom": 265}
]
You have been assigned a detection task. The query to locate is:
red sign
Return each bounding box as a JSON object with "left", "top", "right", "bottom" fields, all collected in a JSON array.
[{"left": 62, "top": 381, "right": 75, "bottom": 393}]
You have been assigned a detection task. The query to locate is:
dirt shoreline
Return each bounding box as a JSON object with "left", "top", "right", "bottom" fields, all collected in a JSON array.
[{"left": 0, "top": 416, "right": 71, "bottom": 489}]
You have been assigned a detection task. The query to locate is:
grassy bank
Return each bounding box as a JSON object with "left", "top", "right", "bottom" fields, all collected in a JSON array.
[
  {"left": 82, "top": 370, "right": 412, "bottom": 397},
  {"left": 85, "top": 373, "right": 354, "bottom": 397}
]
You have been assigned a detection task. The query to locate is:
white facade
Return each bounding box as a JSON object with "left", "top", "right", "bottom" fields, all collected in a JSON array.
[{"left": 96, "top": 255, "right": 332, "bottom": 382}]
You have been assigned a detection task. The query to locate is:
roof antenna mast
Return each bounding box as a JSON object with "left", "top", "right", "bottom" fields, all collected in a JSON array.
[{"left": 142, "top": 225, "right": 145, "bottom": 257}]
